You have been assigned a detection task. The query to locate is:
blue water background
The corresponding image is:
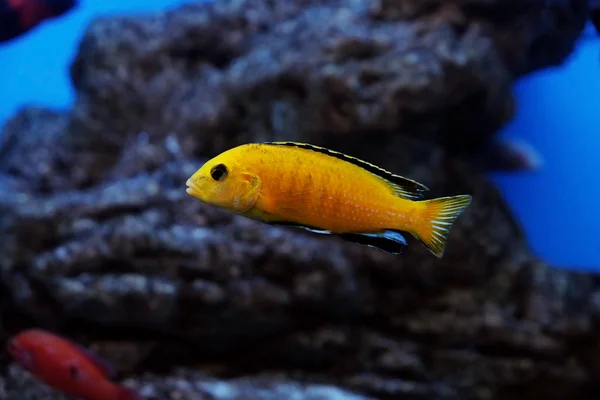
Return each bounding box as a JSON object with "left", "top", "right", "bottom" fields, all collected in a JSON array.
[
  {"left": 0, "top": 0, "right": 598, "bottom": 270},
  {"left": 491, "top": 25, "right": 600, "bottom": 271}
]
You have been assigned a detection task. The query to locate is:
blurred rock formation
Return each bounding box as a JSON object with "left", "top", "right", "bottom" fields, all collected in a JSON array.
[{"left": 0, "top": 0, "right": 594, "bottom": 399}]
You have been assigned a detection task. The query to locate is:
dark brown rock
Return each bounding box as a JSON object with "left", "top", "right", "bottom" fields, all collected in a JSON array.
[
  {"left": 0, "top": 0, "right": 594, "bottom": 399},
  {"left": 65, "top": 0, "right": 588, "bottom": 160}
]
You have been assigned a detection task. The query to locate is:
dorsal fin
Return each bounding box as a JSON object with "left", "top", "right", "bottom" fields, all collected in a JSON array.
[{"left": 263, "top": 141, "right": 429, "bottom": 200}]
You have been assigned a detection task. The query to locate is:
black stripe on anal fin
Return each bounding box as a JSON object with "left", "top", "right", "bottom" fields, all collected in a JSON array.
[
  {"left": 263, "top": 141, "right": 429, "bottom": 200},
  {"left": 268, "top": 221, "right": 332, "bottom": 234},
  {"left": 267, "top": 221, "right": 406, "bottom": 254},
  {"left": 337, "top": 230, "right": 407, "bottom": 254}
]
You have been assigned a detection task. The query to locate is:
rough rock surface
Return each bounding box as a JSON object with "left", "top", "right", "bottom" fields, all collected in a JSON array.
[
  {"left": 1, "top": 364, "right": 374, "bottom": 400},
  {"left": 0, "top": 0, "right": 594, "bottom": 399}
]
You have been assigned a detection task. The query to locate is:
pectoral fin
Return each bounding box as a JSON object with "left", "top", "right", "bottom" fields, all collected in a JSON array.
[{"left": 236, "top": 174, "right": 261, "bottom": 212}]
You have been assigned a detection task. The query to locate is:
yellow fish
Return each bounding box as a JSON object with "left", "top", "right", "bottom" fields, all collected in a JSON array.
[{"left": 186, "top": 142, "right": 472, "bottom": 257}]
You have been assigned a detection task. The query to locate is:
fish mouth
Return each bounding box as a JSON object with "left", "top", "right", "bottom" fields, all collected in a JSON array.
[{"left": 186, "top": 178, "right": 202, "bottom": 199}]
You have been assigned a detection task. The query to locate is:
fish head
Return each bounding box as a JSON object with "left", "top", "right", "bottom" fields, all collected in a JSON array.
[
  {"left": 6, "top": 336, "right": 36, "bottom": 372},
  {"left": 186, "top": 151, "right": 261, "bottom": 213}
]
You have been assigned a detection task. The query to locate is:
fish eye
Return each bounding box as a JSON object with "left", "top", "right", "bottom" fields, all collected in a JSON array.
[{"left": 210, "top": 164, "right": 228, "bottom": 181}]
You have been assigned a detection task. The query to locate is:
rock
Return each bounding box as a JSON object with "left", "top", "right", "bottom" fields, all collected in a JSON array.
[
  {"left": 479, "top": 137, "right": 544, "bottom": 172},
  {"left": 65, "top": 0, "right": 587, "bottom": 161},
  {"left": 0, "top": 365, "right": 373, "bottom": 400},
  {"left": 0, "top": 0, "right": 595, "bottom": 399}
]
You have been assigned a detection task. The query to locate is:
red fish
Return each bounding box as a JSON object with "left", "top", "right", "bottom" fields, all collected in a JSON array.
[
  {"left": 0, "top": 0, "right": 77, "bottom": 43},
  {"left": 6, "top": 329, "right": 141, "bottom": 400}
]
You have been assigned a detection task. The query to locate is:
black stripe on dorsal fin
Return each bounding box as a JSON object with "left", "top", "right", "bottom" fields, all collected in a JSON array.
[{"left": 263, "top": 141, "right": 429, "bottom": 200}]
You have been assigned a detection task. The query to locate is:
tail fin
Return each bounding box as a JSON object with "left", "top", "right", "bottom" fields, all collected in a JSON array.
[
  {"left": 412, "top": 195, "right": 472, "bottom": 258},
  {"left": 117, "top": 387, "right": 142, "bottom": 400}
]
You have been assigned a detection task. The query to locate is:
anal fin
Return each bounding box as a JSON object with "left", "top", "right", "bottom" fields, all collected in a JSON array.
[
  {"left": 269, "top": 221, "right": 332, "bottom": 234},
  {"left": 337, "top": 230, "right": 407, "bottom": 254},
  {"left": 268, "top": 221, "right": 407, "bottom": 255}
]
